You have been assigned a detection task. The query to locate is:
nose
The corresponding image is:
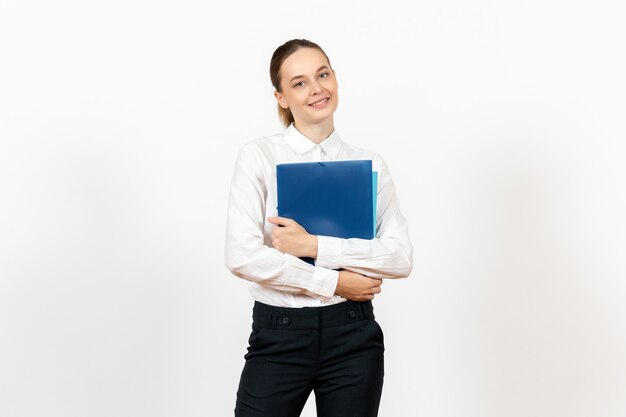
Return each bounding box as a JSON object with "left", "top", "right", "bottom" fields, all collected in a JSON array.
[{"left": 310, "top": 79, "right": 323, "bottom": 94}]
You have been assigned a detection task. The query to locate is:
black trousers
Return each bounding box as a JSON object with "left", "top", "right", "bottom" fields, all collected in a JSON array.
[{"left": 234, "top": 300, "right": 385, "bottom": 417}]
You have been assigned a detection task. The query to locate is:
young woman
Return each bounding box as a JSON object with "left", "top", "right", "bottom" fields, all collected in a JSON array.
[{"left": 224, "top": 39, "right": 413, "bottom": 417}]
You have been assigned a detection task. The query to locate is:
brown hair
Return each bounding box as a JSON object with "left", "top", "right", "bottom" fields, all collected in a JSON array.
[{"left": 270, "top": 39, "right": 333, "bottom": 128}]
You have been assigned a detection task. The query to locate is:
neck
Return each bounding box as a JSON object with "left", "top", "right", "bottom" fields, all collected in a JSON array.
[{"left": 293, "top": 116, "right": 335, "bottom": 144}]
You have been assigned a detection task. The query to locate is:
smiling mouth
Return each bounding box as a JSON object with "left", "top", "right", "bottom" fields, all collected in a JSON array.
[{"left": 308, "top": 97, "right": 330, "bottom": 106}]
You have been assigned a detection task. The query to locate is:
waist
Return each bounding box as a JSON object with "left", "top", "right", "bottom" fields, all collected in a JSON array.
[{"left": 252, "top": 300, "right": 375, "bottom": 330}]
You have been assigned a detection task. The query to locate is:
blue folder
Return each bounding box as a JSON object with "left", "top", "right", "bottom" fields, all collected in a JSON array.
[{"left": 276, "top": 160, "right": 376, "bottom": 265}]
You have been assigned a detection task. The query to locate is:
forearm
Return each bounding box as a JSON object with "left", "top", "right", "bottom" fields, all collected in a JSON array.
[
  {"left": 225, "top": 233, "right": 338, "bottom": 300},
  {"left": 315, "top": 235, "right": 413, "bottom": 279}
]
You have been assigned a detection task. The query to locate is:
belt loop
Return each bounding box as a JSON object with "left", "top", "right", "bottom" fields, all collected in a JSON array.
[
  {"left": 267, "top": 311, "right": 276, "bottom": 329},
  {"left": 265, "top": 312, "right": 271, "bottom": 329},
  {"left": 272, "top": 311, "right": 279, "bottom": 330}
]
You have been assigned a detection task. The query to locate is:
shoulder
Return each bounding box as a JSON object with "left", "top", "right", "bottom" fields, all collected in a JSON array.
[
  {"left": 236, "top": 130, "right": 286, "bottom": 157},
  {"left": 238, "top": 131, "right": 283, "bottom": 153},
  {"left": 233, "top": 130, "right": 286, "bottom": 165}
]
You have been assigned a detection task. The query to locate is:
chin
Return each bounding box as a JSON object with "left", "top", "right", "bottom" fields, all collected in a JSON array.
[
  {"left": 310, "top": 111, "right": 334, "bottom": 122},
  {"left": 308, "top": 106, "right": 336, "bottom": 119}
]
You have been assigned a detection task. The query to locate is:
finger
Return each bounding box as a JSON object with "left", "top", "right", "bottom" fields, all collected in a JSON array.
[
  {"left": 267, "top": 216, "right": 294, "bottom": 227},
  {"left": 370, "top": 278, "right": 383, "bottom": 287},
  {"left": 371, "top": 286, "right": 382, "bottom": 294}
]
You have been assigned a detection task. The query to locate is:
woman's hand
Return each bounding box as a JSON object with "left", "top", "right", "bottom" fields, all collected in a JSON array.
[
  {"left": 335, "top": 270, "right": 383, "bottom": 301},
  {"left": 267, "top": 216, "right": 318, "bottom": 258}
]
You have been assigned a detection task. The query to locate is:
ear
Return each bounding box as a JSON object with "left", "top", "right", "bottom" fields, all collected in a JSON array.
[{"left": 274, "top": 90, "right": 289, "bottom": 109}]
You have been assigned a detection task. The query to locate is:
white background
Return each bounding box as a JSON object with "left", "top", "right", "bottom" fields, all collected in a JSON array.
[{"left": 1, "top": 1, "right": 625, "bottom": 416}]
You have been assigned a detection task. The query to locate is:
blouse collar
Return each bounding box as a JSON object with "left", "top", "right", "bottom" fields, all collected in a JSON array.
[{"left": 284, "top": 122, "right": 342, "bottom": 160}]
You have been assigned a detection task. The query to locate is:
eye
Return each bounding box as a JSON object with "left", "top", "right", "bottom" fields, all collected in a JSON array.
[
  {"left": 294, "top": 81, "right": 304, "bottom": 87},
  {"left": 320, "top": 72, "right": 329, "bottom": 78}
]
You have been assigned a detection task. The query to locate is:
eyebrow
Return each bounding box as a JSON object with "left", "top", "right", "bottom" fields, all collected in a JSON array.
[{"left": 289, "top": 66, "right": 330, "bottom": 83}]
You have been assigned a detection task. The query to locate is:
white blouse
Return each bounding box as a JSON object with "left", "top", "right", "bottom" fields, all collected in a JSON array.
[{"left": 224, "top": 123, "right": 413, "bottom": 307}]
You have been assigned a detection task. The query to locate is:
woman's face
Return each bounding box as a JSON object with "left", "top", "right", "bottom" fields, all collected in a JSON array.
[{"left": 274, "top": 47, "right": 339, "bottom": 126}]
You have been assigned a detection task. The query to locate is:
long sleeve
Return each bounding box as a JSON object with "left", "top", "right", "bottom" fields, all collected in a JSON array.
[
  {"left": 314, "top": 157, "right": 413, "bottom": 279},
  {"left": 224, "top": 144, "right": 339, "bottom": 300}
]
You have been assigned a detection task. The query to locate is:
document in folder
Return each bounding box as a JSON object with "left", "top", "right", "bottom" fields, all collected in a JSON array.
[{"left": 276, "top": 160, "right": 376, "bottom": 265}]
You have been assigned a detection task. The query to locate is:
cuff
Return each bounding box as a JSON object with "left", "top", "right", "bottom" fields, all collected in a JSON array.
[
  {"left": 305, "top": 267, "right": 339, "bottom": 300},
  {"left": 315, "top": 235, "right": 343, "bottom": 270}
]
